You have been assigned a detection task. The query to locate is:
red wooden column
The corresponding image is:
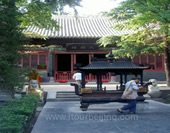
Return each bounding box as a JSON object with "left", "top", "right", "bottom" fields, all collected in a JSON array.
[
  {"left": 88, "top": 54, "right": 93, "bottom": 81},
  {"left": 162, "top": 55, "right": 165, "bottom": 70},
  {"left": 139, "top": 55, "right": 142, "bottom": 65},
  {"left": 73, "top": 54, "right": 76, "bottom": 64},
  {"left": 29, "top": 55, "right": 31, "bottom": 66},
  {"left": 71, "top": 54, "right": 74, "bottom": 73},
  {"left": 154, "top": 54, "right": 157, "bottom": 70},
  {"left": 146, "top": 55, "right": 149, "bottom": 65},
  {"left": 72, "top": 54, "right": 76, "bottom": 81},
  {"left": 89, "top": 54, "right": 92, "bottom": 64},
  {"left": 45, "top": 53, "right": 48, "bottom": 70},
  {"left": 54, "top": 54, "right": 58, "bottom": 82},
  {"left": 47, "top": 52, "right": 55, "bottom": 82},
  {"left": 37, "top": 54, "right": 40, "bottom": 65},
  {"left": 160, "top": 55, "right": 164, "bottom": 71},
  {"left": 55, "top": 54, "right": 58, "bottom": 71}
]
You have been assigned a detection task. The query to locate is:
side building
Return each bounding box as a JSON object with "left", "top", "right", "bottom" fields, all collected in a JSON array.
[{"left": 19, "top": 16, "right": 165, "bottom": 82}]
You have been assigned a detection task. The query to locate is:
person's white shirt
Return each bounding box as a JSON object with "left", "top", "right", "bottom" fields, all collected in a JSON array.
[
  {"left": 125, "top": 80, "right": 139, "bottom": 91},
  {"left": 72, "top": 72, "right": 82, "bottom": 80}
]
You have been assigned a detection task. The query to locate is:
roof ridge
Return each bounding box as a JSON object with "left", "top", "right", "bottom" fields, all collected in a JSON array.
[{"left": 53, "top": 15, "right": 110, "bottom": 19}]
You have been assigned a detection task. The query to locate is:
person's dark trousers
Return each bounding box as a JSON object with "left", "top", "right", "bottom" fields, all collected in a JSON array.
[{"left": 121, "top": 99, "right": 137, "bottom": 113}]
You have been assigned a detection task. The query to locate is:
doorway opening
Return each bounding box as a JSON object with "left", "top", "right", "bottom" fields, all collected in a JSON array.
[
  {"left": 76, "top": 54, "right": 89, "bottom": 67},
  {"left": 57, "top": 54, "right": 71, "bottom": 71}
]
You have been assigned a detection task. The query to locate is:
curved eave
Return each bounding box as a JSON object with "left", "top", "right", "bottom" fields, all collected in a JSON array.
[
  {"left": 79, "top": 61, "right": 150, "bottom": 71},
  {"left": 25, "top": 35, "right": 101, "bottom": 39},
  {"left": 23, "top": 16, "right": 134, "bottom": 39}
]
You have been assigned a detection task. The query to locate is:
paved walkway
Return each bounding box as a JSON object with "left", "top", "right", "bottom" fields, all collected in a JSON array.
[
  {"left": 24, "top": 83, "right": 167, "bottom": 92},
  {"left": 32, "top": 100, "right": 170, "bottom": 133}
]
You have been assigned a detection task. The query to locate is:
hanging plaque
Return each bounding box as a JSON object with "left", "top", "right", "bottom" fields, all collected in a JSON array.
[{"left": 66, "top": 43, "right": 99, "bottom": 51}]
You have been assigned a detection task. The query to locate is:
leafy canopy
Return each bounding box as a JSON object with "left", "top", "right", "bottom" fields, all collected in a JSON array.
[
  {"left": 0, "top": 0, "right": 26, "bottom": 94},
  {"left": 16, "top": 0, "right": 82, "bottom": 30},
  {"left": 0, "top": 0, "right": 82, "bottom": 94},
  {"left": 99, "top": 0, "right": 170, "bottom": 58}
]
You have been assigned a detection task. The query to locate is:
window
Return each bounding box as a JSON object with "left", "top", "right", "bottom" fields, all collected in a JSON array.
[
  {"left": 141, "top": 55, "right": 147, "bottom": 66},
  {"left": 23, "top": 57, "right": 29, "bottom": 68},
  {"left": 133, "top": 56, "right": 139, "bottom": 65},
  {"left": 148, "top": 55, "right": 154, "bottom": 64},
  {"left": 148, "top": 55, "right": 155, "bottom": 69},
  {"left": 39, "top": 55, "right": 46, "bottom": 65},
  {"left": 21, "top": 54, "right": 47, "bottom": 69},
  {"left": 156, "top": 55, "right": 162, "bottom": 69},
  {"left": 31, "top": 55, "right": 38, "bottom": 67}
]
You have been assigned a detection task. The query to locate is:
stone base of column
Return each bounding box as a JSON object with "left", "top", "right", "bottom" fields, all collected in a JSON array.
[
  {"left": 49, "top": 77, "right": 55, "bottom": 82},
  {"left": 110, "top": 76, "right": 115, "bottom": 82}
]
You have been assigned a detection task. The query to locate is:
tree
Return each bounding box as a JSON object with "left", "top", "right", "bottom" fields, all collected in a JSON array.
[
  {"left": 98, "top": 0, "right": 170, "bottom": 86},
  {"left": 0, "top": 0, "right": 26, "bottom": 96},
  {"left": 17, "top": 0, "right": 82, "bottom": 29},
  {"left": 0, "top": 0, "right": 82, "bottom": 96}
]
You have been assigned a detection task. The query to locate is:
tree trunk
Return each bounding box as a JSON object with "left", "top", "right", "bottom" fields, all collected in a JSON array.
[{"left": 164, "top": 40, "right": 170, "bottom": 87}]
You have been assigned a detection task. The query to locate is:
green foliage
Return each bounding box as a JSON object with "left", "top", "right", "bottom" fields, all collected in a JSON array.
[
  {"left": 0, "top": 94, "right": 40, "bottom": 133},
  {"left": 16, "top": 0, "right": 82, "bottom": 30},
  {"left": 100, "top": 0, "right": 170, "bottom": 56},
  {"left": 0, "top": 0, "right": 26, "bottom": 95},
  {"left": 97, "top": 36, "right": 121, "bottom": 47},
  {"left": 107, "top": 0, "right": 170, "bottom": 30},
  {"left": 0, "top": 0, "right": 81, "bottom": 94},
  {"left": 99, "top": 0, "right": 170, "bottom": 86},
  {"left": 37, "top": 65, "right": 47, "bottom": 69}
]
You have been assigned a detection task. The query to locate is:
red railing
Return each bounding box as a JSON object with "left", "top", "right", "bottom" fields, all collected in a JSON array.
[
  {"left": 55, "top": 71, "right": 72, "bottom": 81},
  {"left": 55, "top": 71, "right": 110, "bottom": 82}
]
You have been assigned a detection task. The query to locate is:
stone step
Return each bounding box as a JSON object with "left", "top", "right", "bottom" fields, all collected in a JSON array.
[
  {"left": 46, "top": 91, "right": 56, "bottom": 100},
  {"left": 57, "top": 91, "right": 75, "bottom": 93},
  {"left": 56, "top": 91, "right": 80, "bottom": 101},
  {"left": 56, "top": 98, "right": 80, "bottom": 101},
  {"left": 47, "top": 98, "right": 80, "bottom": 102},
  {"left": 46, "top": 91, "right": 80, "bottom": 102},
  {"left": 56, "top": 94, "right": 79, "bottom": 98},
  {"left": 56, "top": 93, "right": 75, "bottom": 95}
]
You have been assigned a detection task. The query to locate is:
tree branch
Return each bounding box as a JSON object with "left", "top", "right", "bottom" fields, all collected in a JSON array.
[
  {"left": 136, "top": 0, "right": 146, "bottom": 6},
  {"left": 147, "top": 0, "right": 156, "bottom": 6}
]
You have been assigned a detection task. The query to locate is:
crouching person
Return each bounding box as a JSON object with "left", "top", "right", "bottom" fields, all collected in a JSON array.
[{"left": 117, "top": 77, "right": 143, "bottom": 114}]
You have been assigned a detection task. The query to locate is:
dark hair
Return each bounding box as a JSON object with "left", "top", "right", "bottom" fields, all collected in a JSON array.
[{"left": 132, "top": 77, "right": 140, "bottom": 80}]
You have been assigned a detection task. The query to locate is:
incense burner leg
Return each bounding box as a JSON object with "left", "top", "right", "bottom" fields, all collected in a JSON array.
[{"left": 80, "top": 103, "right": 89, "bottom": 111}]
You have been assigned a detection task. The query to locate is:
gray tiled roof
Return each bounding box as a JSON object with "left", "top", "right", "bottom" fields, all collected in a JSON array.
[
  {"left": 24, "top": 16, "right": 133, "bottom": 38},
  {"left": 80, "top": 61, "right": 149, "bottom": 70}
]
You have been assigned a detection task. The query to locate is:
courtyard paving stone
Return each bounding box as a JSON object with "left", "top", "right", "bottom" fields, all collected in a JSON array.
[{"left": 31, "top": 100, "right": 170, "bottom": 133}]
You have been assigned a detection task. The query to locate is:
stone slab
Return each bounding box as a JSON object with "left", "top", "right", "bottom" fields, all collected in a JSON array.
[
  {"left": 47, "top": 91, "right": 56, "bottom": 100},
  {"left": 32, "top": 100, "right": 170, "bottom": 133},
  {"left": 55, "top": 98, "right": 80, "bottom": 101},
  {"left": 56, "top": 94, "right": 79, "bottom": 98}
]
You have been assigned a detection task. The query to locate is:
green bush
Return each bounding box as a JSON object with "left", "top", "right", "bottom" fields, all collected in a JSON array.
[
  {"left": 0, "top": 94, "right": 40, "bottom": 133},
  {"left": 37, "top": 65, "right": 47, "bottom": 69}
]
